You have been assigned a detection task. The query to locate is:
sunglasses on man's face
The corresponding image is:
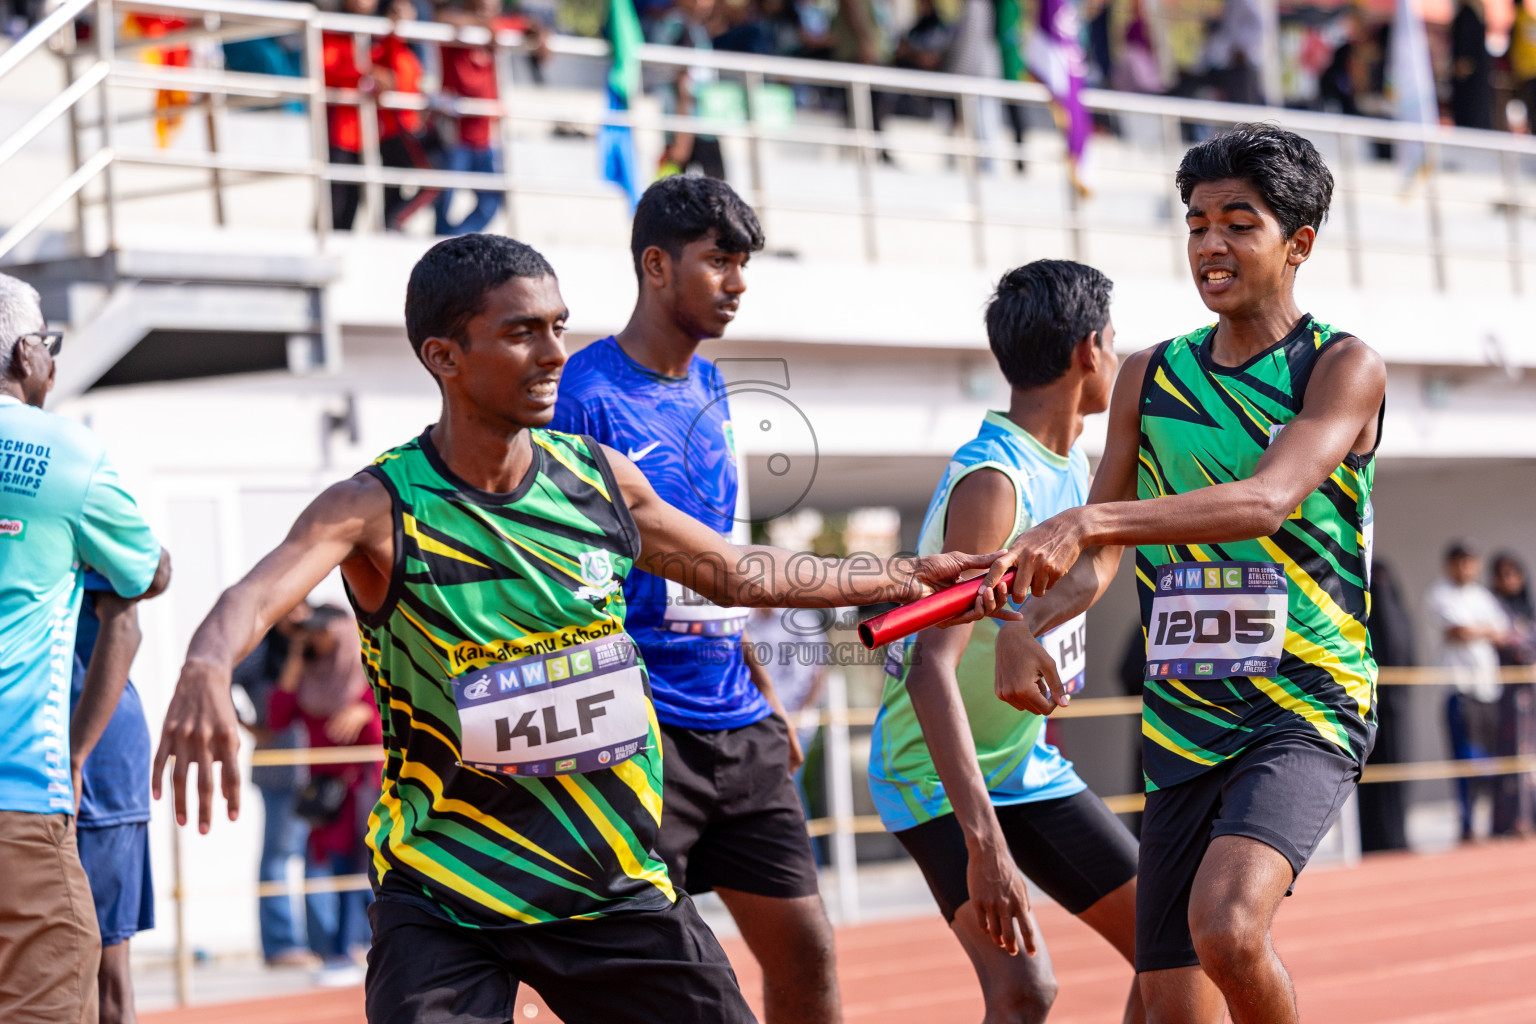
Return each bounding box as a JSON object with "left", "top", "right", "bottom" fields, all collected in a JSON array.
[{"left": 16, "top": 331, "right": 63, "bottom": 357}]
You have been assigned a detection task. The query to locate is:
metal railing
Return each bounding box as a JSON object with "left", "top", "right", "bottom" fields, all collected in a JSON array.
[
  {"left": 4, "top": 0, "right": 1536, "bottom": 290},
  {"left": 155, "top": 661, "right": 1536, "bottom": 1006}
]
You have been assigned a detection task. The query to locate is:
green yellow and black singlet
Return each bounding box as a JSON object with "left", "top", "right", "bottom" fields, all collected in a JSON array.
[
  {"left": 1134, "top": 315, "right": 1382, "bottom": 792},
  {"left": 346, "top": 428, "right": 674, "bottom": 929}
]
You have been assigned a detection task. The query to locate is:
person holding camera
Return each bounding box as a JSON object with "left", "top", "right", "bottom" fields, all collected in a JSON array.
[{"left": 268, "top": 604, "right": 382, "bottom": 983}]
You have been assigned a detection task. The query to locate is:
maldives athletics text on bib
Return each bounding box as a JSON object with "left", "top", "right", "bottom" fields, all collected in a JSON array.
[
  {"left": 453, "top": 634, "right": 652, "bottom": 777},
  {"left": 1146, "top": 561, "right": 1287, "bottom": 681}
]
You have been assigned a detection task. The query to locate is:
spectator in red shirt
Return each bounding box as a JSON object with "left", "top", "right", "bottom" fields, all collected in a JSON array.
[
  {"left": 268, "top": 605, "right": 382, "bottom": 979},
  {"left": 432, "top": 0, "right": 547, "bottom": 234},
  {"left": 323, "top": 0, "right": 435, "bottom": 231}
]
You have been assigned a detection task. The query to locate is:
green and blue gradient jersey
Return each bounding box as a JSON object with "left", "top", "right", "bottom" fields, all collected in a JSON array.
[
  {"left": 0, "top": 395, "right": 161, "bottom": 814},
  {"left": 552, "top": 338, "right": 770, "bottom": 731},
  {"left": 869, "top": 411, "right": 1086, "bottom": 832}
]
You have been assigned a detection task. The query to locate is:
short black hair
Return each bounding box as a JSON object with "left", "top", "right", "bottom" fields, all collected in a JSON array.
[
  {"left": 1446, "top": 540, "right": 1479, "bottom": 562},
  {"left": 630, "top": 175, "right": 764, "bottom": 278},
  {"left": 1176, "top": 123, "right": 1334, "bottom": 238},
  {"left": 404, "top": 234, "right": 555, "bottom": 364},
  {"left": 985, "top": 260, "right": 1113, "bottom": 390}
]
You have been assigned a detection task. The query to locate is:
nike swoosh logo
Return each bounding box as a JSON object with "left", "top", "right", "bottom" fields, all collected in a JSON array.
[{"left": 627, "top": 441, "right": 662, "bottom": 461}]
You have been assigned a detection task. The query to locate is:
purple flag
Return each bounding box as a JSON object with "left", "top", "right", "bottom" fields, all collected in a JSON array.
[{"left": 1026, "top": 0, "right": 1091, "bottom": 170}]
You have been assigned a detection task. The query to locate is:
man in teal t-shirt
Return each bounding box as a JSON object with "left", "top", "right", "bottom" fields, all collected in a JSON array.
[
  {"left": 868, "top": 261, "right": 1142, "bottom": 1023},
  {"left": 0, "top": 274, "right": 169, "bottom": 1024}
]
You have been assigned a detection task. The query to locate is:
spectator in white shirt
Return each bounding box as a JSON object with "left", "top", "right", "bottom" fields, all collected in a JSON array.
[{"left": 1424, "top": 540, "right": 1511, "bottom": 841}]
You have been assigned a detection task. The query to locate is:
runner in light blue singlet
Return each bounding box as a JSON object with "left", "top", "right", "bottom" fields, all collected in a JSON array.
[{"left": 869, "top": 410, "right": 1088, "bottom": 832}]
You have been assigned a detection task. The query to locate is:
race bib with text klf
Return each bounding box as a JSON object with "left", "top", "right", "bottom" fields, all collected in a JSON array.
[
  {"left": 452, "top": 635, "right": 652, "bottom": 777},
  {"left": 1146, "top": 562, "right": 1287, "bottom": 681}
]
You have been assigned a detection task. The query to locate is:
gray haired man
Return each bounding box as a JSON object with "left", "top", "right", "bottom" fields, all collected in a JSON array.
[{"left": 0, "top": 274, "right": 170, "bottom": 1024}]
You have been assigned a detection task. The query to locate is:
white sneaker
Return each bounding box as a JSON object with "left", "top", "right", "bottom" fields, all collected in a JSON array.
[{"left": 315, "top": 962, "right": 365, "bottom": 988}]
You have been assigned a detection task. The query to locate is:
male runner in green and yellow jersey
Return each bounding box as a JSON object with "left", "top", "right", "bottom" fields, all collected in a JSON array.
[
  {"left": 962, "top": 125, "right": 1385, "bottom": 1024},
  {"left": 151, "top": 234, "right": 993, "bottom": 1024}
]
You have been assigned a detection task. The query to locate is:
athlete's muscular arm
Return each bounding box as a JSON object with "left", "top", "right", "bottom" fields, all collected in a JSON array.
[
  {"left": 984, "top": 338, "right": 1385, "bottom": 601},
  {"left": 903, "top": 468, "right": 1038, "bottom": 957},
  {"left": 153, "top": 474, "right": 394, "bottom": 833},
  {"left": 606, "top": 446, "right": 1000, "bottom": 606}
]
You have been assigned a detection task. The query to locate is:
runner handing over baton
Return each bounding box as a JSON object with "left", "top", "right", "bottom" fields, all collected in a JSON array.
[{"left": 151, "top": 234, "right": 1000, "bottom": 1024}]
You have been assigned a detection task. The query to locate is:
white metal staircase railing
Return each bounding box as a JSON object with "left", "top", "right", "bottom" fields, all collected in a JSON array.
[{"left": 1, "top": 0, "right": 1534, "bottom": 289}]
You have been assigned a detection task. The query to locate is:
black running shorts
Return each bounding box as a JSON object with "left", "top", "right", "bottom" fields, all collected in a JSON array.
[
  {"left": 1135, "top": 730, "right": 1362, "bottom": 973},
  {"left": 894, "top": 788, "right": 1139, "bottom": 920},
  {"left": 658, "top": 714, "right": 821, "bottom": 899},
  {"left": 364, "top": 895, "right": 756, "bottom": 1024}
]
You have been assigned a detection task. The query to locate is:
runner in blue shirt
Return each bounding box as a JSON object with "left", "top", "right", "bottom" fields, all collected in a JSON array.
[
  {"left": 552, "top": 177, "right": 841, "bottom": 1024},
  {"left": 0, "top": 273, "right": 169, "bottom": 1024}
]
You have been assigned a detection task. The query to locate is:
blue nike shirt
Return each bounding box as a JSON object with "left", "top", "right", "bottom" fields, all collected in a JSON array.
[{"left": 552, "top": 337, "right": 770, "bottom": 730}]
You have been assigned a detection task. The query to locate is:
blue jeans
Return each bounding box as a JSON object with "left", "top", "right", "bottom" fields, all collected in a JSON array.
[
  {"left": 433, "top": 144, "right": 502, "bottom": 235},
  {"left": 306, "top": 851, "right": 374, "bottom": 963},
  {"left": 257, "top": 784, "right": 310, "bottom": 959}
]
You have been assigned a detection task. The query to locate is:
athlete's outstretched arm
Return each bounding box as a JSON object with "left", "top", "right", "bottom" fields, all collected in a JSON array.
[
  {"left": 153, "top": 475, "right": 393, "bottom": 833},
  {"left": 983, "top": 337, "right": 1386, "bottom": 604},
  {"left": 605, "top": 446, "right": 999, "bottom": 607},
  {"left": 902, "top": 468, "right": 1038, "bottom": 957}
]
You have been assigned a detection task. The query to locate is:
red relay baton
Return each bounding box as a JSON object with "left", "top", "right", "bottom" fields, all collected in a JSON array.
[{"left": 857, "top": 570, "right": 1017, "bottom": 649}]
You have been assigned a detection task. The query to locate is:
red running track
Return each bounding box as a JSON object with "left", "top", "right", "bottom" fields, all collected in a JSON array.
[{"left": 143, "top": 839, "right": 1536, "bottom": 1024}]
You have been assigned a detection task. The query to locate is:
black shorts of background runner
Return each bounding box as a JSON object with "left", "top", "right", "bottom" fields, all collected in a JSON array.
[
  {"left": 895, "top": 789, "right": 1139, "bottom": 921},
  {"left": 1135, "top": 730, "right": 1364, "bottom": 973},
  {"left": 364, "top": 894, "right": 756, "bottom": 1024},
  {"left": 658, "top": 714, "right": 821, "bottom": 899}
]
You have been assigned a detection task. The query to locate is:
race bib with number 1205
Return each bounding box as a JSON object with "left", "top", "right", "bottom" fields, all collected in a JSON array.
[
  {"left": 452, "top": 635, "right": 652, "bottom": 777},
  {"left": 1146, "top": 562, "right": 1288, "bottom": 681}
]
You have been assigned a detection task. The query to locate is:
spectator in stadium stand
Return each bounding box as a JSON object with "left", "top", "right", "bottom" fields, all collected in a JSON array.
[
  {"left": 832, "top": 0, "right": 886, "bottom": 67},
  {"left": 0, "top": 273, "right": 171, "bottom": 1024},
  {"left": 1111, "top": 0, "right": 1166, "bottom": 94},
  {"left": 1359, "top": 559, "right": 1413, "bottom": 852},
  {"left": 1318, "top": 23, "right": 1362, "bottom": 117},
  {"left": 1425, "top": 540, "right": 1510, "bottom": 842},
  {"left": 433, "top": 0, "right": 550, "bottom": 235},
  {"left": 268, "top": 605, "right": 383, "bottom": 982},
  {"left": 3, "top": 0, "right": 43, "bottom": 37},
  {"left": 1512, "top": 0, "right": 1536, "bottom": 131},
  {"left": 1451, "top": 0, "right": 1495, "bottom": 129},
  {"left": 646, "top": 0, "right": 728, "bottom": 179},
  {"left": 942, "top": 0, "right": 1020, "bottom": 172},
  {"left": 870, "top": 0, "right": 955, "bottom": 140},
  {"left": 69, "top": 573, "right": 155, "bottom": 1024},
  {"left": 710, "top": 0, "right": 775, "bottom": 55},
  {"left": 1489, "top": 552, "right": 1535, "bottom": 835},
  {"left": 1199, "top": 0, "right": 1265, "bottom": 105},
  {"left": 231, "top": 602, "right": 321, "bottom": 968},
  {"left": 323, "top": 0, "right": 436, "bottom": 232}
]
